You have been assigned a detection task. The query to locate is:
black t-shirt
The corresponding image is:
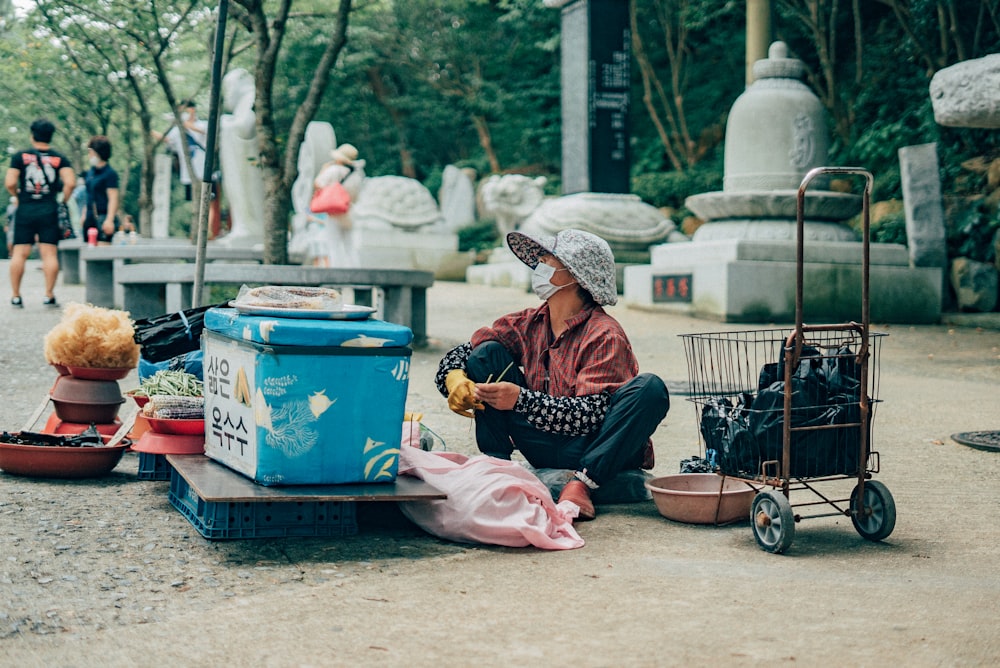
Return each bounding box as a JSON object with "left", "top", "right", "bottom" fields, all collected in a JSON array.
[
  {"left": 10, "top": 149, "right": 73, "bottom": 214},
  {"left": 84, "top": 164, "right": 120, "bottom": 224}
]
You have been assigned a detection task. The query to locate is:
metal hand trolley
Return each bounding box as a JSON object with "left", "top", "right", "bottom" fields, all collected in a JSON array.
[{"left": 680, "top": 167, "right": 895, "bottom": 553}]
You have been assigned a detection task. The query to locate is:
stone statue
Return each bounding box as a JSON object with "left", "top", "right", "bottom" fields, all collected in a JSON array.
[
  {"left": 352, "top": 176, "right": 442, "bottom": 231},
  {"left": 683, "top": 41, "right": 861, "bottom": 243},
  {"left": 477, "top": 174, "right": 547, "bottom": 238},
  {"left": 476, "top": 173, "right": 676, "bottom": 251},
  {"left": 439, "top": 165, "right": 477, "bottom": 231},
  {"left": 215, "top": 68, "right": 265, "bottom": 247},
  {"left": 288, "top": 122, "right": 336, "bottom": 263}
]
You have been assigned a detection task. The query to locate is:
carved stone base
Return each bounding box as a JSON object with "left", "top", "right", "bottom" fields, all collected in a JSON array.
[
  {"left": 692, "top": 219, "right": 858, "bottom": 243},
  {"left": 624, "top": 238, "right": 942, "bottom": 324}
]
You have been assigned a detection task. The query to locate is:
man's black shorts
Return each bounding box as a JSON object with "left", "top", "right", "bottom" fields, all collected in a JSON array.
[{"left": 12, "top": 205, "right": 60, "bottom": 246}]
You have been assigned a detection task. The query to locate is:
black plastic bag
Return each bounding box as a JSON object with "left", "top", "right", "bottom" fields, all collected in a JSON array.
[
  {"left": 707, "top": 344, "right": 864, "bottom": 478},
  {"left": 132, "top": 304, "right": 224, "bottom": 363},
  {"left": 700, "top": 393, "right": 758, "bottom": 477},
  {"left": 748, "top": 346, "right": 862, "bottom": 478}
]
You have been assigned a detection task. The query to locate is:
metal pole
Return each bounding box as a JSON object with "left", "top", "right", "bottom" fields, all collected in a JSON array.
[{"left": 192, "top": 0, "right": 229, "bottom": 308}]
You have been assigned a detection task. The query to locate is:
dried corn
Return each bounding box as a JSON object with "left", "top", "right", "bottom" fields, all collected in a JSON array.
[{"left": 144, "top": 395, "right": 205, "bottom": 419}]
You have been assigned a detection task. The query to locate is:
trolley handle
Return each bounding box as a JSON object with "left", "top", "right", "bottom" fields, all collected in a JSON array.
[{"left": 795, "top": 167, "right": 874, "bottom": 336}]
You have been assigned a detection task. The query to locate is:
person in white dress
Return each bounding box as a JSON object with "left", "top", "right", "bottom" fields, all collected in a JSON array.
[{"left": 311, "top": 143, "right": 364, "bottom": 267}]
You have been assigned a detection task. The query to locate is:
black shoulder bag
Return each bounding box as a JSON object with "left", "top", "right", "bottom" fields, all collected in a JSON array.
[{"left": 32, "top": 150, "right": 75, "bottom": 240}]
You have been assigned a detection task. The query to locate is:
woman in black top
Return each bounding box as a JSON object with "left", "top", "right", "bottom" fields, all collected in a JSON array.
[{"left": 81, "top": 136, "right": 120, "bottom": 243}]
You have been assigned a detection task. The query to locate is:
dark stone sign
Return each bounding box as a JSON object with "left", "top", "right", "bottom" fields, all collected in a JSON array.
[
  {"left": 557, "top": 0, "right": 631, "bottom": 195},
  {"left": 652, "top": 274, "right": 693, "bottom": 303}
]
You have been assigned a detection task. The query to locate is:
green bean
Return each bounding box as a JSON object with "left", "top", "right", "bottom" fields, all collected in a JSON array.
[{"left": 138, "top": 370, "right": 204, "bottom": 398}]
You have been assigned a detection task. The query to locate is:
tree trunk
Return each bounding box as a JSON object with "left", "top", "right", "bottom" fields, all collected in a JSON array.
[
  {"left": 235, "top": 0, "right": 353, "bottom": 265},
  {"left": 472, "top": 115, "right": 501, "bottom": 174}
]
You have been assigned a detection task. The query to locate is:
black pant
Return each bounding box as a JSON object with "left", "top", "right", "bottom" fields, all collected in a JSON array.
[{"left": 466, "top": 341, "right": 670, "bottom": 486}]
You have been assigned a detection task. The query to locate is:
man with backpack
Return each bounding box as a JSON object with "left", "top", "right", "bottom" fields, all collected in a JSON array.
[{"left": 4, "top": 118, "right": 75, "bottom": 308}]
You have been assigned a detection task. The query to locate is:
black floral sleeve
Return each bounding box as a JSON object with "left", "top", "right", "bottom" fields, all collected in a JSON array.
[
  {"left": 434, "top": 342, "right": 472, "bottom": 396},
  {"left": 514, "top": 389, "right": 611, "bottom": 436},
  {"left": 436, "top": 341, "right": 610, "bottom": 435}
]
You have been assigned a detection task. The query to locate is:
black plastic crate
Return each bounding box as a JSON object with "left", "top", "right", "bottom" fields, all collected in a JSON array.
[{"left": 168, "top": 469, "right": 359, "bottom": 540}]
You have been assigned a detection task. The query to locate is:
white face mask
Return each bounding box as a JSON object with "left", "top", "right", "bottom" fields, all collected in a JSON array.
[
  {"left": 88, "top": 156, "right": 100, "bottom": 167},
  {"left": 532, "top": 262, "right": 575, "bottom": 301}
]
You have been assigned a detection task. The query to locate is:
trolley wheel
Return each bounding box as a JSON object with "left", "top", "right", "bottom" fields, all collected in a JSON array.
[
  {"left": 851, "top": 480, "right": 896, "bottom": 542},
  {"left": 751, "top": 490, "right": 795, "bottom": 554}
]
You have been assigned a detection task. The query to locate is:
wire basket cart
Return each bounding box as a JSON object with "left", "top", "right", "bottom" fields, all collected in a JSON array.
[{"left": 679, "top": 167, "right": 895, "bottom": 553}]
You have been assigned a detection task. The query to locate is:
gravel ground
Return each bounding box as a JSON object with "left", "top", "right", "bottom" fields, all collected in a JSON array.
[{"left": 1, "top": 257, "right": 999, "bottom": 667}]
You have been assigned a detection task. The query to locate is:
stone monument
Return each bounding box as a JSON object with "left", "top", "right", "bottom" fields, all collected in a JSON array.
[
  {"left": 467, "top": 0, "right": 675, "bottom": 290},
  {"left": 624, "top": 42, "right": 942, "bottom": 324},
  {"left": 214, "top": 68, "right": 266, "bottom": 249}
]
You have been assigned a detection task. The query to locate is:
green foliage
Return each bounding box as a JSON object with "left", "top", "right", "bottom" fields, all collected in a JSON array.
[
  {"left": 946, "top": 199, "right": 999, "bottom": 264},
  {"left": 457, "top": 220, "right": 500, "bottom": 253},
  {"left": 632, "top": 166, "right": 722, "bottom": 210},
  {"left": 868, "top": 210, "right": 909, "bottom": 246}
]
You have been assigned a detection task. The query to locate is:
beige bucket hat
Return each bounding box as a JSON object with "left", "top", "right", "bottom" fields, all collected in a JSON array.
[{"left": 507, "top": 229, "right": 617, "bottom": 305}]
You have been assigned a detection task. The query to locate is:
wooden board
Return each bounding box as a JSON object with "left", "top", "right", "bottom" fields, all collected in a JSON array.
[{"left": 167, "top": 454, "right": 446, "bottom": 503}]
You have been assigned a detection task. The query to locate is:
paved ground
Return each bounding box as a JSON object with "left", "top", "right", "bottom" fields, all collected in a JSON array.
[{"left": 1, "top": 258, "right": 999, "bottom": 667}]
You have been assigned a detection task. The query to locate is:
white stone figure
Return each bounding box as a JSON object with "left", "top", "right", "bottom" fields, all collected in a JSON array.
[
  {"left": 351, "top": 176, "right": 443, "bottom": 231},
  {"left": 216, "top": 68, "right": 265, "bottom": 247},
  {"left": 288, "top": 122, "right": 336, "bottom": 263},
  {"left": 312, "top": 143, "right": 365, "bottom": 267},
  {"left": 477, "top": 174, "right": 547, "bottom": 238},
  {"left": 439, "top": 165, "right": 477, "bottom": 232}
]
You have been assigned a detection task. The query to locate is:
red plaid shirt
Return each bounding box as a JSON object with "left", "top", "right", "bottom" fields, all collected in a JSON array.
[{"left": 471, "top": 302, "right": 637, "bottom": 396}]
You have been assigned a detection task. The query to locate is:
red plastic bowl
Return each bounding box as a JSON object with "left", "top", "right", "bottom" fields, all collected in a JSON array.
[
  {"left": 124, "top": 392, "right": 149, "bottom": 408},
  {"left": 131, "top": 431, "right": 204, "bottom": 455},
  {"left": 42, "top": 413, "right": 122, "bottom": 436},
  {"left": 0, "top": 439, "right": 129, "bottom": 479},
  {"left": 145, "top": 417, "right": 205, "bottom": 436},
  {"left": 66, "top": 366, "right": 133, "bottom": 381}
]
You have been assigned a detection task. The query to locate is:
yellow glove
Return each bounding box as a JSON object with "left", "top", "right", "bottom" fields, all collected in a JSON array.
[{"left": 445, "top": 369, "right": 484, "bottom": 418}]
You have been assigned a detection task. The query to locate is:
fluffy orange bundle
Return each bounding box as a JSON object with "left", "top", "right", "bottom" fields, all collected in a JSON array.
[{"left": 43, "top": 303, "right": 140, "bottom": 369}]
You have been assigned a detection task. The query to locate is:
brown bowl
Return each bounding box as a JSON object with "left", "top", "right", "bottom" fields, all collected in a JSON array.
[
  {"left": 50, "top": 375, "right": 123, "bottom": 404},
  {"left": 0, "top": 438, "right": 129, "bottom": 478},
  {"left": 645, "top": 474, "right": 760, "bottom": 525},
  {"left": 50, "top": 399, "right": 124, "bottom": 424}
]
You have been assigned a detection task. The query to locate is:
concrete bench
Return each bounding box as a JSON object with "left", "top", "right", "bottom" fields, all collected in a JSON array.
[
  {"left": 116, "top": 262, "right": 434, "bottom": 346},
  {"left": 57, "top": 238, "right": 86, "bottom": 285},
  {"left": 80, "top": 243, "right": 263, "bottom": 309}
]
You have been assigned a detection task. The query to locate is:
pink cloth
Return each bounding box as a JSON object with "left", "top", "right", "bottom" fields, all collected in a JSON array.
[{"left": 397, "top": 445, "right": 585, "bottom": 550}]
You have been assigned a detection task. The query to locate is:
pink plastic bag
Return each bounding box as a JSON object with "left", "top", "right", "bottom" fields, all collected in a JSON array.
[{"left": 397, "top": 444, "right": 584, "bottom": 550}]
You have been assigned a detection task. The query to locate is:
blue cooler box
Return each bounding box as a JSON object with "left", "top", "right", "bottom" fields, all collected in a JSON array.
[{"left": 202, "top": 307, "right": 412, "bottom": 486}]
